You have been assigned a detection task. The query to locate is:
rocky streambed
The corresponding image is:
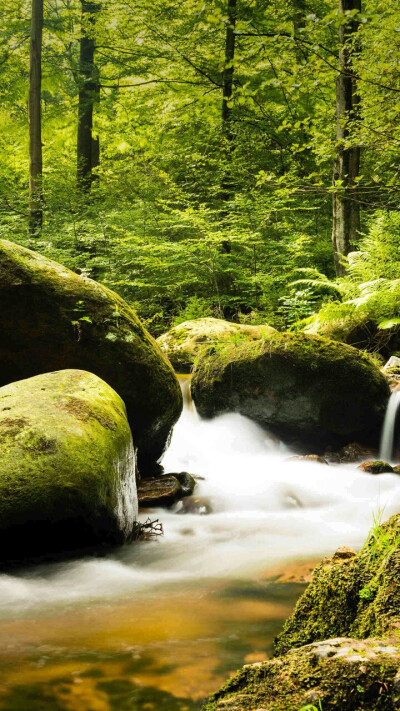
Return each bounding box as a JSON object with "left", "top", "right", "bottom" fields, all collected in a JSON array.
[{"left": 0, "top": 243, "right": 400, "bottom": 709}]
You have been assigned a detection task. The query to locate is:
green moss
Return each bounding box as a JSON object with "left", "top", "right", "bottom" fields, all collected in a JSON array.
[
  {"left": 359, "top": 460, "right": 394, "bottom": 474},
  {"left": 191, "top": 332, "right": 389, "bottom": 448},
  {"left": 156, "top": 317, "right": 276, "bottom": 373},
  {"left": 275, "top": 514, "right": 400, "bottom": 655},
  {"left": 0, "top": 369, "right": 138, "bottom": 563},
  {"left": 0, "top": 239, "right": 183, "bottom": 471},
  {"left": 202, "top": 638, "right": 400, "bottom": 711}
]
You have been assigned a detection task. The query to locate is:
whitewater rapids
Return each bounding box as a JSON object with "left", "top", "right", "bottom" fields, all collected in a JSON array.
[{"left": 1, "top": 391, "right": 400, "bottom": 616}]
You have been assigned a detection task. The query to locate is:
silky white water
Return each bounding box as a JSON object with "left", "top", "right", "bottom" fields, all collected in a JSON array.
[
  {"left": 1, "top": 387, "right": 400, "bottom": 617},
  {"left": 380, "top": 390, "right": 400, "bottom": 462}
]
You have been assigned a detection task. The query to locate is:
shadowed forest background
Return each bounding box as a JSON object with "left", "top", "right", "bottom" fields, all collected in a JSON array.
[{"left": 2, "top": 0, "right": 400, "bottom": 349}]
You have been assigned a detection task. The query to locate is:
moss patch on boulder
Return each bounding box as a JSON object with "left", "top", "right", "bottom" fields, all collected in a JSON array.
[
  {"left": 202, "top": 637, "right": 400, "bottom": 711},
  {"left": 191, "top": 332, "right": 389, "bottom": 449},
  {"left": 0, "top": 239, "right": 182, "bottom": 472},
  {"left": 156, "top": 318, "right": 276, "bottom": 373},
  {"left": 0, "top": 369, "right": 138, "bottom": 564},
  {"left": 275, "top": 514, "right": 400, "bottom": 655}
]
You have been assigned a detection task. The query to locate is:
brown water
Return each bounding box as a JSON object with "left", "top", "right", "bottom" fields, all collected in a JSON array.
[{"left": 0, "top": 572, "right": 307, "bottom": 710}]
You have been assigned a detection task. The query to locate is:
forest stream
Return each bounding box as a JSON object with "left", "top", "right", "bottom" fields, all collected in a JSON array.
[{"left": 0, "top": 378, "right": 400, "bottom": 711}]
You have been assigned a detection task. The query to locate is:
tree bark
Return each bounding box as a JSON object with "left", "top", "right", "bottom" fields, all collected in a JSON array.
[
  {"left": 332, "top": 0, "right": 361, "bottom": 276},
  {"left": 77, "top": 1, "right": 101, "bottom": 192},
  {"left": 220, "top": 0, "right": 237, "bottom": 252},
  {"left": 29, "top": 0, "right": 43, "bottom": 235},
  {"left": 221, "top": 0, "right": 236, "bottom": 143}
]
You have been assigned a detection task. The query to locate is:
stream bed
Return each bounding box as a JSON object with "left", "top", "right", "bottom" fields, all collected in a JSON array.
[{"left": 1, "top": 391, "right": 400, "bottom": 710}]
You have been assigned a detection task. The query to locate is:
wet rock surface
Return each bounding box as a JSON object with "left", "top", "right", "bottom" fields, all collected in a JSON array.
[
  {"left": 358, "top": 460, "right": 394, "bottom": 474},
  {"left": 178, "top": 496, "right": 213, "bottom": 515},
  {"left": 138, "top": 476, "right": 183, "bottom": 508},
  {"left": 192, "top": 333, "right": 389, "bottom": 450},
  {"left": 202, "top": 638, "right": 400, "bottom": 711},
  {"left": 166, "top": 471, "right": 196, "bottom": 496},
  {"left": 275, "top": 514, "right": 400, "bottom": 655},
  {"left": 325, "top": 441, "right": 379, "bottom": 463}
]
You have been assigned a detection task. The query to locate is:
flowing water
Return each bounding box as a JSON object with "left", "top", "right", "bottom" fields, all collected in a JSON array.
[
  {"left": 1, "top": 381, "right": 400, "bottom": 710},
  {"left": 380, "top": 390, "right": 400, "bottom": 462}
]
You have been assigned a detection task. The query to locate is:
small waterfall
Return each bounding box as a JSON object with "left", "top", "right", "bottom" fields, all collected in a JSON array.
[{"left": 380, "top": 390, "right": 400, "bottom": 462}]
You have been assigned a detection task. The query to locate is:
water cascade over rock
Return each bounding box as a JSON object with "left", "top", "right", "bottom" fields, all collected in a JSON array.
[
  {"left": 192, "top": 333, "right": 390, "bottom": 450},
  {"left": 380, "top": 390, "right": 400, "bottom": 462}
]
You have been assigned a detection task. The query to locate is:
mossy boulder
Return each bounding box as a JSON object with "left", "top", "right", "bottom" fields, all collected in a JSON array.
[
  {"left": 304, "top": 310, "right": 376, "bottom": 350},
  {"left": 0, "top": 239, "right": 182, "bottom": 472},
  {"left": 191, "top": 333, "right": 389, "bottom": 449},
  {"left": 358, "top": 460, "right": 394, "bottom": 474},
  {"left": 156, "top": 317, "right": 276, "bottom": 373},
  {"left": 0, "top": 370, "right": 138, "bottom": 564},
  {"left": 202, "top": 637, "right": 400, "bottom": 711},
  {"left": 275, "top": 514, "right": 400, "bottom": 655}
]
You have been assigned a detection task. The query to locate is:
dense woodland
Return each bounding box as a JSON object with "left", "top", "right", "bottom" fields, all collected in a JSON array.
[{"left": 2, "top": 0, "right": 400, "bottom": 343}]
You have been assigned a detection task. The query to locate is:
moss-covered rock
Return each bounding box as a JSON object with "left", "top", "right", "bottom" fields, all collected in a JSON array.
[
  {"left": 358, "top": 460, "right": 394, "bottom": 474},
  {"left": 156, "top": 318, "right": 276, "bottom": 372},
  {"left": 202, "top": 637, "right": 400, "bottom": 711},
  {"left": 304, "top": 310, "right": 376, "bottom": 350},
  {"left": 275, "top": 514, "right": 400, "bottom": 655},
  {"left": 191, "top": 332, "right": 389, "bottom": 449},
  {"left": 0, "top": 369, "right": 138, "bottom": 564},
  {"left": 0, "top": 239, "right": 182, "bottom": 472}
]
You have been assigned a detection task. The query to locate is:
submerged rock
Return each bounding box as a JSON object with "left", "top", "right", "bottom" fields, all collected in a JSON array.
[
  {"left": 166, "top": 471, "right": 196, "bottom": 496},
  {"left": 326, "top": 441, "right": 379, "bottom": 464},
  {"left": 137, "top": 476, "right": 183, "bottom": 507},
  {"left": 178, "top": 496, "right": 213, "bottom": 515},
  {"left": 202, "top": 637, "right": 400, "bottom": 711},
  {"left": 358, "top": 460, "right": 394, "bottom": 474},
  {"left": 191, "top": 333, "right": 389, "bottom": 449},
  {"left": 156, "top": 317, "right": 276, "bottom": 372},
  {"left": 275, "top": 514, "right": 400, "bottom": 655},
  {"left": 0, "top": 239, "right": 182, "bottom": 472},
  {"left": 0, "top": 370, "right": 138, "bottom": 564}
]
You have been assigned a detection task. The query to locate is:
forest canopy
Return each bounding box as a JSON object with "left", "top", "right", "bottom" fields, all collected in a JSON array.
[{"left": 2, "top": 0, "right": 400, "bottom": 340}]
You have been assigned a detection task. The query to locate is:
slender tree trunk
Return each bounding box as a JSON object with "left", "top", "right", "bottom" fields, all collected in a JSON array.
[
  {"left": 332, "top": 0, "right": 361, "bottom": 276},
  {"left": 292, "top": 0, "right": 307, "bottom": 62},
  {"left": 77, "top": 1, "right": 101, "bottom": 192},
  {"left": 220, "top": 0, "right": 237, "bottom": 252},
  {"left": 29, "top": 0, "right": 43, "bottom": 235},
  {"left": 221, "top": 0, "right": 236, "bottom": 144}
]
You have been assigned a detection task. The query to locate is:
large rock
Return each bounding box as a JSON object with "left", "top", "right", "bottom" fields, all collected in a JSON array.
[
  {"left": 0, "top": 370, "right": 138, "bottom": 564},
  {"left": 156, "top": 317, "right": 276, "bottom": 372},
  {"left": 204, "top": 516, "right": 400, "bottom": 711},
  {"left": 191, "top": 333, "right": 390, "bottom": 449},
  {"left": 275, "top": 514, "right": 400, "bottom": 655},
  {"left": 202, "top": 637, "right": 400, "bottom": 711},
  {"left": 0, "top": 240, "right": 182, "bottom": 471}
]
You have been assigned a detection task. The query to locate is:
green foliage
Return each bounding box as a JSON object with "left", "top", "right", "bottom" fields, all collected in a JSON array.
[
  {"left": 0, "top": 0, "right": 399, "bottom": 337},
  {"left": 301, "top": 212, "right": 400, "bottom": 351}
]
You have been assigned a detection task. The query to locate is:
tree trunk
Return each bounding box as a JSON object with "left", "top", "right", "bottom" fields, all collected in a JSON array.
[
  {"left": 221, "top": 0, "right": 236, "bottom": 143},
  {"left": 77, "top": 1, "right": 101, "bottom": 192},
  {"left": 29, "top": 0, "right": 43, "bottom": 236},
  {"left": 220, "top": 0, "right": 237, "bottom": 252},
  {"left": 332, "top": 0, "right": 361, "bottom": 276}
]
